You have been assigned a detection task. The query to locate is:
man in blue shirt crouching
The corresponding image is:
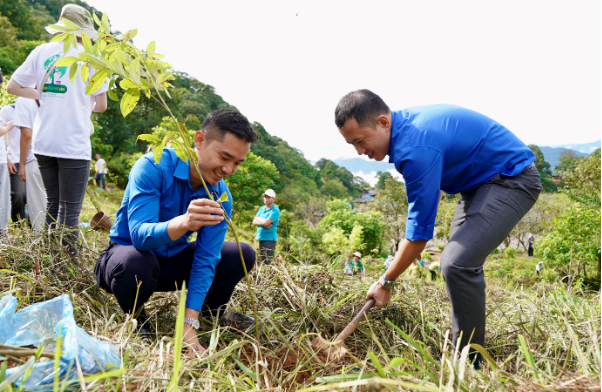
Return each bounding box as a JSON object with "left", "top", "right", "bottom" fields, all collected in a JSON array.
[
  {"left": 95, "top": 109, "right": 257, "bottom": 354},
  {"left": 335, "top": 90, "right": 541, "bottom": 368}
]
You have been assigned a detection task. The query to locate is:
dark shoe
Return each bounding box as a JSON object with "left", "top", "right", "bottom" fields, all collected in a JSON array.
[
  {"left": 220, "top": 312, "right": 255, "bottom": 330},
  {"left": 136, "top": 309, "right": 155, "bottom": 344}
]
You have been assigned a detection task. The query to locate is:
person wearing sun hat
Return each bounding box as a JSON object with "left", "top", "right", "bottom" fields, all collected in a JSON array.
[
  {"left": 252, "top": 189, "right": 280, "bottom": 264},
  {"left": 7, "top": 3, "right": 108, "bottom": 257}
]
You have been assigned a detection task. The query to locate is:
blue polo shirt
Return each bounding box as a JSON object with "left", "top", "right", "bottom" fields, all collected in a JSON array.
[
  {"left": 388, "top": 104, "right": 535, "bottom": 241},
  {"left": 109, "top": 149, "right": 232, "bottom": 311},
  {"left": 254, "top": 204, "right": 280, "bottom": 241}
]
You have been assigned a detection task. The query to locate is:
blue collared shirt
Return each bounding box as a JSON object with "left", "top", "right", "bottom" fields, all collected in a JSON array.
[
  {"left": 255, "top": 204, "right": 280, "bottom": 241},
  {"left": 388, "top": 104, "right": 535, "bottom": 241},
  {"left": 109, "top": 149, "right": 232, "bottom": 310}
]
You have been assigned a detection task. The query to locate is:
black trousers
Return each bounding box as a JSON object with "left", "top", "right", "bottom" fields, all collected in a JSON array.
[
  {"left": 9, "top": 163, "right": 26, "bottom": 223},
  {"left": 258, "top": 240, "right": 276, "bottom": 264},
  {"left": 95, "top": 241, "right": 255, "bottom": 317}
]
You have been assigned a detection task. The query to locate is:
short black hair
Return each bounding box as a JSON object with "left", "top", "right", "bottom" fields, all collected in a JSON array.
[
  {"left": 334, "top": 89, "right": 390, "bottom": 128},
  {"left": 201, "top": 108, "right": 258, "bottom": 144}
]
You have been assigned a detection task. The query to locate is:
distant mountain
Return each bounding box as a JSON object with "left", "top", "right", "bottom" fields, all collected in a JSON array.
[
  {"left": 539, "top": 146, "right": 588, "bottom": 172},
  {"left": 540, "top": 140, "right": 600, "bottom": 154},
  {"left": 332, "top": 158, "right": 396, "bottom": 174}
]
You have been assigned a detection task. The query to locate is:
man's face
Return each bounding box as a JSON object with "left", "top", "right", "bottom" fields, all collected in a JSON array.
[
  {"left": 263, "top": 195, "right": 275, "bottom": 207},
  {"left": 95, "top": 154, "right": 100, "bottom": 160},
  {"left": 354, "top": 256, "right": 360, "bottom": 262},
  {"left": 338, "top": 115, "right": 391, "bottom": 161},
  {"left": 194, "top": 130, "right": 250, "bottom": 185}
]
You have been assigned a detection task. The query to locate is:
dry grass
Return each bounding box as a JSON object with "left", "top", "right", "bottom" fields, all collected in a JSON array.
[{"left": 0, "top": 186, "right": 600, "bottom": 391}]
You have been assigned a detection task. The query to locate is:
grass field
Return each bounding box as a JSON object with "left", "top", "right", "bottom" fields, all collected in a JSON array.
[{"left": 0, "top": 185, "right": 599, "bottom": 391}]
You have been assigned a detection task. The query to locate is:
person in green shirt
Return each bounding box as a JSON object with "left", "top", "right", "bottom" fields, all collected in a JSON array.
[{"left": 352, "top": 251, "right": 364, "bottom": 275}]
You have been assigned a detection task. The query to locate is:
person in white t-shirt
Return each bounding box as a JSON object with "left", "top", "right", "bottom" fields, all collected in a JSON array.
[
  {"left": 94, "top": 153, "right": 107, "bottom": 190},
  {"left": 2, "top": 103, "right": 28, "bottom": 225},
  {"left": 13, "top": 97, "right": 47, "bottom": 231},
  {"left": 7, "top": 3, "right": 108, "bottom": 255},
  {"left": 0, "top": 101, "right": 15, "bottom": 234}
]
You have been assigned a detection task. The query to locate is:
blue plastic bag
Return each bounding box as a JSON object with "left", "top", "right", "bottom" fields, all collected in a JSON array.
[{"left": 0, "top": 294, "right": 121, "bottom": 389}]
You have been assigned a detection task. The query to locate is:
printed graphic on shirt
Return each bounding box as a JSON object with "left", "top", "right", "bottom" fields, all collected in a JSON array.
[{"left": 42, "top": 54, "right": 68, "bottom": 95}]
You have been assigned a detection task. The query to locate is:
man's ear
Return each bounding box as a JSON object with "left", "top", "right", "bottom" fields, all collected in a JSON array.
[
  {"left": 375, "top": 114, "right": 390, "bottom": 129},
  {"left": 194, "top": 130, "right": 205, "bottom": 148}
]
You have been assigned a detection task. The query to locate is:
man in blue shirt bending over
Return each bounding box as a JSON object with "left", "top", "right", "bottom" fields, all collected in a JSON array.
[
  {"left": 335, "top": 90, "right": 541, "bottom": 368},
  {"left": 95, "top": 109, "right": 257, "bottom": 355},
  {"left": 253, "top": 189, "right": 280, "bottom": 264}
]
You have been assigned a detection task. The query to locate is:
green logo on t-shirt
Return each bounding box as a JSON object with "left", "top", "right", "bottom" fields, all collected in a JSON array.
[{"left": 43, "top": 54, "right": 68, "bottom": 94}]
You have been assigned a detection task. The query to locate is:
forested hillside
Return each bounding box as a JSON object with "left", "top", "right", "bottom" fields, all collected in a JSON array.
[{"left": 0, "top": 0, "right": 366, "bottom": 213}]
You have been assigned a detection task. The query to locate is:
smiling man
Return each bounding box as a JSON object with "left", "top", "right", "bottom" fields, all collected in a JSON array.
[
  {"left": 335, "top": 89, "right": 541, "bottom": 368},
  {"left": 95, "top": 109, "right": 257, "bottom": 354}
]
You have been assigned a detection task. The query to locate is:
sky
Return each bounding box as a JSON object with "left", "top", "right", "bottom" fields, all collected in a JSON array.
[{"left": 85, "top": 0, "right": 601, "bottom": 169}]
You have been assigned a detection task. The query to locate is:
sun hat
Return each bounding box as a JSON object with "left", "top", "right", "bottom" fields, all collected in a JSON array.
[
  {"left": 263, "top": 189, "right": 276, "bottom": 198},
  {"left": 45, "top": 4, "right": 98, "bottom": 39},
  {"left": 353, "top": 251, "right": 361, "bottom": 258}
]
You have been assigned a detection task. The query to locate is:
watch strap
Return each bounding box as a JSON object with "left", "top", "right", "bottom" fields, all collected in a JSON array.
[
  {"left": 379, "top": 274, "right": 397, "bottom": 289},
  {"left": 184, "top": 317, "right": 200, "bottom": 330}
]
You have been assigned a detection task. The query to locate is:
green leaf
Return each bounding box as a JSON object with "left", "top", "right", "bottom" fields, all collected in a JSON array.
[
  {"left": 152, "top": 53, "right": 164, "bottom": 59},
  {"left": 62, "top": 18, "right": 80, "bottom": 30},
  {"left": 78, "top": 52, "right": 106, "bottom": 70},
  {"left": 469, "top": 344, "right": 497, "bottom": 371},
  {"left": 106, "top": 56, "right": 125, "bottom": 76},
  {"left": 145, "top": 60, "right": 164, "bottom": 71},
  {"left": 93, "top": 13, "right": 102, "bottom": 27},
  {"left": 137, "top": 134, "right": 162, "bottom": 143},
  {"left": 81, "top": 31, "right": 93, "bottom": 53},
  {"left": 47, "top": 24, "right": 70, "bottom": 32},
  {"left": 129, "top": 58, "right": 141, "bottom": 86},
  {"left": 157, "top": 71, "right": 173, "bottom": 84},
  {"left": 368, "top": 351, "right": 386, "bottom": 378},
  {"left": 107, "top": 78, "right": 118, "bottom": 101},
  {"left": 120, "top": 88, "right": 140, "bottom": 117},
  {"left": 119, "top": 79, "right": 137, "bottom": 90},
  {"left": 98, "top": 39, "right": 107, "bottom": 53},
  {"left": 389, "top": 357, "right": 404, "bottom": 368},
  {"left": 80, "top": 64, "right": 90, "bottom": 82},
  {"left": 174, "top": 143, "right": 189, "bottom": 164},
  {"left": 55, "top": 56, "right": 78, "bottom": 67},
  {"left": 69, "top": 62, "right": 78, "bottom": 84},
  {"left": 162, "top": 131, "right": 179, "bottom": 148},
  {"left": 50, "top": 32, "right": 68, "bottom": 42},
  {"left": 146, "top": 41, "right": 155, "bottom": 57},
  {"left": 101, "top": 13, "right": 111, "bottom": 34},
  {"left": 70, "top": 32, "right": 78, "bottom": 50},
  {"left": 113, "top": 49, "right": 130, "bottom": 65},
  {"left": 153, "top": 145, "right": 163, "bottom": 164},
  {"left": 217, "top": 192, "right": 229, "bottom": 203},
  {"left": 85, "top": 69, "right": 107, "bottom": 95},
  {"left": 63, "top": 35, "right": 71, "bottom": 53},
  {"left": 123, "top": 29, "right": 138, "bottom": 42}
]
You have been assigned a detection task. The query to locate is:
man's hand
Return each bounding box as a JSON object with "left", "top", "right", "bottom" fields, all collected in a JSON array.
[
  {"left": 366, "top": 280, "right": 392, "bottom": 307},
  {"left": 7, "top": 159, "right": 16, "bottom": 175},
  {"left": 168, "top": 199, "right": 224, "bottom": 241},
  {"left": 184, "top": 198, "right": 224, "bottom": 231},
  {"left": 18, "top": 164, "right": 26, "bottom": 182},
  {"left": 183, "top": 323, "right": 206, "bottom": 357}
]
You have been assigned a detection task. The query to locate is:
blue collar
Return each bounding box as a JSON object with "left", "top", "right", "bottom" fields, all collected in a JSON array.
[
  {"left": 174, "top": 156, "right": 191, "bottom": 181},
  {"left": 387, "top": 110, "right": 407, "bottom": 163}
]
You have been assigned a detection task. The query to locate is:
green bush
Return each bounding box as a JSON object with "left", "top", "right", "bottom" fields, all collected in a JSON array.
[{"left": 107, "top": 152, "right": 144, "bottom": 189}]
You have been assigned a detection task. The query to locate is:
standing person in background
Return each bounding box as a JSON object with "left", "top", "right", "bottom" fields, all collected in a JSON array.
[
  {"left": 252, "top": 189, "right": 280, "bottom": 264},
  {"left": 3, "top": 102, "right": 27, "bottom": 225},
  {"left": 94, "top": 153, "right": 107, "bottom": 191},
  {"left": 0, "top": 89, "right": 14, "bottom": 235},
  {"left": 528, "top": 234, "right": 535, "bottom": 257},
  {"left": 14, "top": 97, "right": 47, "bottom": 231},
  {"left": 7, "top": 4, "right": 108, "bottom": 257}
]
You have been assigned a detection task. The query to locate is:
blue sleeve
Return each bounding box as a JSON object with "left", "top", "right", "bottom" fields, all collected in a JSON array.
[
  {"left": 398, "top": 147, "right": 444, "bottom": 241},
  {"left": 267, "top": 208, "right": 280, "bottom": 224},
  {"left": 186, "top": 188, "right": 232, "bottom": 310},
  {"left": 127, "top": 156, "right": 174, "bottom": 250}
]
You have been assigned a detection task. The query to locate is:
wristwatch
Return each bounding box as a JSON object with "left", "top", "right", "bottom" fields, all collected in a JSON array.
[
  {"left": 379, "top": 274, "right": 397, "bottom": 290},
  {"left": 184, "top": 317, "right": 200, "bottom": 330}
]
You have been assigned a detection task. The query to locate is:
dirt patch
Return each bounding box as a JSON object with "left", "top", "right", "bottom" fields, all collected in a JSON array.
[{"left": 239, "top": 344, "right": 344, "bottom": 387}]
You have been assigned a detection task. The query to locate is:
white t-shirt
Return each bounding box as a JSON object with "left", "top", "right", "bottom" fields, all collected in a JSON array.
[
  {"left": 11, "top": 41, "right": 108, "bottom": 160},
  {"left": 8, "top": 97, "right": 38, "bottom": 164},
  {"left": 95, "top": 158, "right": 107, "bottom": 174},
  {"left": 0, "top": 104, "right": 16, "bottom": 164}
]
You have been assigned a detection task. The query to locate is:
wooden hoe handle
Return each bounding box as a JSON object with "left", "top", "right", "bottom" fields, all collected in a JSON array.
[{"left": 333, "top": 298, "right": 376, "bottom": 344}]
